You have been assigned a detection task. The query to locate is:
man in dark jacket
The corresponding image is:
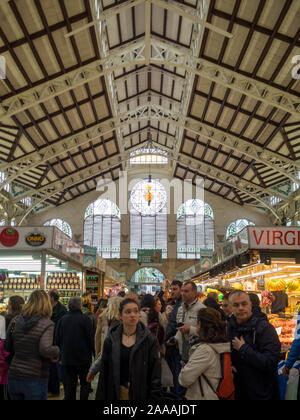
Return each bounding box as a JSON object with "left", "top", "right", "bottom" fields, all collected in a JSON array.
[
  {"left": 48, "top": 290, "right": 67, "bottom": 396},
  {"left": 165, "top": 280, "right": 182, "bottom": 396},
  {"left": 55, "top": 297, "right": 94, "bottom": 400},
  {"left": 228, "top": 291, "right": 281, "bottom": 401},
  {"left": 95, "top": 321, "right": 161, "bottom": 400},
  {"left": 203, "top": 292, "right": 226, "bottom": 320}
]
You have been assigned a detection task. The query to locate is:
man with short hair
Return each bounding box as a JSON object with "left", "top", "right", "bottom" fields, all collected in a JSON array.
[
  {"left": 55, "top": 297, "right": 94, "bottom": 400},
  {"left": 165, "top": 280, "right": 182, "bottom": 395},
  {"left": 227, "top": 291, "right": 281, "bottom": 400},
  {"left": 203, "top": 292, "right": 226, "bottom": 320},
  {"left": 48, "top": 289, "right": 67, "bottom": 397},
  {"left": 221, "top": 294, "right": 233, "bottom": 319},
  {"left": 175, "top": 281, "right": 206, "bottom": 363}
]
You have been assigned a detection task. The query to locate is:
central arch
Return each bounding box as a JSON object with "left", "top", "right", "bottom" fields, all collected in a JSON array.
[{"left": 130, "top": 267, "right": 165, "bottom": 295}]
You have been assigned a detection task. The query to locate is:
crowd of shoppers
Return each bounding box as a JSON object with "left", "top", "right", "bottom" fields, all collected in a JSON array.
[{"left": 0, "top": 282, "right": 299, "bottom": 401}]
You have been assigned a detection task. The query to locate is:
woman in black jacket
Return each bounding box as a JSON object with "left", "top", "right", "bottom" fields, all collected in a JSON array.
[{"left": 90, "top": 298, "right": 161, "bottom": 400}]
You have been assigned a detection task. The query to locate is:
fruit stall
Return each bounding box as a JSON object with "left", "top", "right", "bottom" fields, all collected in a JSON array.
[
  {"left": 193, "top": 226, "right": 300, "bottom": 353},
  {"left": 0, "top": 226, "right": 84, "bottom": 308}
]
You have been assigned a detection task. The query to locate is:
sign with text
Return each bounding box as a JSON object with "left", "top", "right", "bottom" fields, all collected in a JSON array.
[
  {"left": 0, "top": 227, "right": 53, "bottom": 250},
  {"left": 248, "top": 227, "right": 300, "bottom": 250},
  {"left": 137, "top": 249, "right": 162, "bottom": 266}
]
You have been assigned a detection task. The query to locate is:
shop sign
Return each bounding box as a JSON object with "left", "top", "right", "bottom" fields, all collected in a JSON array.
[
  {"left": 0, "top": 228, "right": 19, "bottom": 247},
  {"left": 137, "top": 249, "right": 162, "bottom": 266},
  {"left": 257, "top": 276, "right": 265, "bottom": 291},
  {"left": 0, "top": 227, "right": 53, "bottom": 250},
  {"left": 25, "top": 233, "right": 46, "bottom": 247},
  {"left": 248, "top": 227, "right": 300, "bottom": 250},
  {"left": 83, "top": 246, "right": 98, "bottom": 268}
]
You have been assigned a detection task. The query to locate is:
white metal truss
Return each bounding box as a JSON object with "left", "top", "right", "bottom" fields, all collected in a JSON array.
[
  {"left": 121, "top": 103, "right": 300, "bottom": 186},
  {"left": 14, "top": 139, "right": 282, "bottom": 224},
  {"left": 150, "top": 37, "right": 300, "bottom": 116},
  {"left": 170, "top": 0, "right": 209, "bottom": 169},
  {"left": 2, "top": 103, "right": 299, "bottom": 194},
  {"left": 0, "top": 39, "right": 146, "bottom": 122}
]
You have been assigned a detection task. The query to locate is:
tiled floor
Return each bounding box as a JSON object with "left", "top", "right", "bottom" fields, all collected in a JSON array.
[{"left": 47, "top": 376, "right": 99, "bottom": 401}]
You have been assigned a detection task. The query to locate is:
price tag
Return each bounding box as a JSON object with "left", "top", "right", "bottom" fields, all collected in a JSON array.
[{"left": 276, "top": 327, "right": 282, "bottom": 336}]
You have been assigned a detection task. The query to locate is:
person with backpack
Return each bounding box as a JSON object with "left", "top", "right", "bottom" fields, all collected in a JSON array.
[
  {"left": 227, "top": 291, "right": 281, "bottom": 400},
  {"left": 178, "top": 308, "right": 232, "bottom": 400}
]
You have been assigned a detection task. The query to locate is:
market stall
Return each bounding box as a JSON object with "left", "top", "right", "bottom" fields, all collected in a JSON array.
[
  {"left": 0, "top": 226, "right": 84, "bottom": 309},
  {"left": 83, "top": 245, "right": 106, "bottom": 308},
  {"left": 104, "top": 265, "right": 127, "bottom": 297}
]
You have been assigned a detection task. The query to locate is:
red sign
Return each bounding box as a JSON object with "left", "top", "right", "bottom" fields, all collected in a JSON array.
[
  {"left": 248, "top": 227, "right": 300, "bottom": 250},
  {"left": 0, "top": 228, "right": 19, "bottom": 247}
]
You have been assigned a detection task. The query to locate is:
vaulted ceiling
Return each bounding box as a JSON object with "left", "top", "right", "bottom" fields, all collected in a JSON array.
[{"left": 0, "top": 0, "right": 299, "bottom": 224}]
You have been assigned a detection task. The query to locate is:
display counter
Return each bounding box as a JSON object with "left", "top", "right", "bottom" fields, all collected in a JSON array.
[{"left": 0, "top": 226, "right": 84, "bottom": 308}]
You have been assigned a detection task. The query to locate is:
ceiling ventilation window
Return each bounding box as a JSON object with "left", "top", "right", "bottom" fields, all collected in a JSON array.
[
  {"left": 84, "top": 199, "right": 120, "bottom": 259},
  {"left": 130, "top": 180, "right": 167, "bottom": 259},
  {"left": 177, "top": 200, "right": 215, "bottom": 259},
  {"left": 130, "top": 148, "right": 168, "bottom": 165}
]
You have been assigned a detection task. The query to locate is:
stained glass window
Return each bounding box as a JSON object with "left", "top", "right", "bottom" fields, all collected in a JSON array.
[
  {"left": 44, "top": 219, "right": 72, "bottom": 238},
  {"left": 130, "top": 180, "right": 167, "bottom": 259},
  {"left": 84, "top": 199, "right": 120, "bottom": 259},
  {"left": 177, "top": 200, "right": 214, "bottom": 259},
  {"left": 226, "top": 219, "right": 254, "bottom": 241},
  {"left": 130, "top": 179, "right": 167, "bottom": 216}
]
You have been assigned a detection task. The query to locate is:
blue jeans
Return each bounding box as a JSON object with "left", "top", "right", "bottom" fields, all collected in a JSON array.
[{"left": 8, "top": 379, "right": 48, "bottom": 400}]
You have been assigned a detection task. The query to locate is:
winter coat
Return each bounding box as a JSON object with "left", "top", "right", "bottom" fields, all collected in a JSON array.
[
  {"left": 285, "top": 311, "right": 300, "bottom": 370},
  {"left": 203, "top": 298, "right": 226, "bottom": 320},
  {"left": 0, "top": 339, "right": 9, "bottom": 385},
  {"left": 82, "top": 306, "right": 97, "bottom": 333},
  {"left": 94, "top": 309, "right": 121, "bottom": 358},
  {"left": 5, "top": 316, "right": 60, "bottom": 382},
  {"left": 51, "top": 301, "right": 67, "bottom": 326},
  {"left": 96, "top": 321, "right": 162, "bottom": 400},
  {"left": 175, "top": 298, "right": 206, "bottom": 360},
  {"left": 55, "top": 309, "right": 94, "bottom": 366},
  {"left": 228, "top": 314, "right": 281, "bottom": 400},
  {"left": 165, "top": 297, "right": 182, "bottom": 341},
  {"left": 179, "top": 342, "right": 231, "bottom": 400}
]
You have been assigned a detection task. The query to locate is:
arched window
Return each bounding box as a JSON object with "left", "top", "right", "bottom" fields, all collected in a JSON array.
[
  {"left": 131, "top": 268, "right": 165, "bottom": 294},
  {"left": 177, "top": 200, "right": 214, "bottom": 259},
  {"left": 44, "top": 219, "right": 72, "bottom": 238},
  {"left": 130, "top": 179, "right": 167, "bottom": 259},
  {"left": 226, "top": 219, "right": 254, "bottom": 241},
  {"left": 84, "top": 199, "right": 120, "bottom": 258}
]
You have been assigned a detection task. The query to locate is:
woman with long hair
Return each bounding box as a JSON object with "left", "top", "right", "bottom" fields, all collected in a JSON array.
[
  {"left": 88, "top": 298, "right": 161, "bottom": 400},
  {"left": 5, "top": 296, "right": 25, "bottom": 329},
  {"left": 5, "top": 290, "right": 60, "bottom": 400},
  {"left": 94, "top": 296, "right": 124, "bottom": 358},
  {"left": 179, "top": 307, "right": 231, "bottom": 400}
]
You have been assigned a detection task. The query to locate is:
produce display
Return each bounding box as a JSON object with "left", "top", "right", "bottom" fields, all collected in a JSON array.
[
  {"left": 261, "top": 290, "right": 275, "bottom": 307},
  {"left": 266, "top": 278, "right": 286, "bottom": 291},
  {"left": 268, "top": 315, "right": 297, "bottom": 352},
  {"left": 2, "top": 276, "right": 40, "bottom": 290},
  {"left": 47, "top": 272, "right": 81, "bottom": 290},
  {"left": 286, "top": 279, "right": 300, "bottom": 292}
]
